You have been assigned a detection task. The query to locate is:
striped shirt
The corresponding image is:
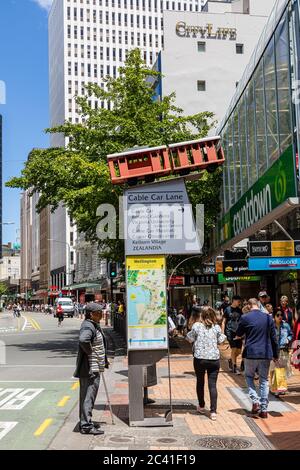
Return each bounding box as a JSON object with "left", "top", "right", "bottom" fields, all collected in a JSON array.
[{"left": 89, "top": 328, "right": 105, "bottom": 373}]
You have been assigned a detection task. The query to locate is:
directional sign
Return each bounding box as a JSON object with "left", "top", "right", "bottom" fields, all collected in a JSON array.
[{"left": 124, "top": 179, "right": 202, "bottom": 255}]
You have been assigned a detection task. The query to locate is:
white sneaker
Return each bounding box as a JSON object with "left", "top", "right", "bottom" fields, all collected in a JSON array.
[
  {"left": 210, "top": 412, "right": 217, "bottom": 421},
  {"left": 197, "top": 406, "right": 206, "bottom": 414}
]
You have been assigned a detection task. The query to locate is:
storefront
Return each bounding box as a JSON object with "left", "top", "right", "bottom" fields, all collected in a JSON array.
[
  {"left": 168, "top": 274, "right": 221, "bottom": 310},
  {"left": 212, "top": 0, "right": 300, "bottom": 305}
]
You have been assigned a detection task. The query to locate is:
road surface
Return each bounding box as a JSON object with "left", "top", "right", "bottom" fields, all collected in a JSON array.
[{"left": 0, "top": 310, "right": 81, "bottom": 450}]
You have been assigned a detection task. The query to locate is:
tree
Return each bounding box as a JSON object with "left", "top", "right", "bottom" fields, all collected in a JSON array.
[
  {"left": 0, "top": 283, "right": 8, "bottom": 298},
  {"left": 7, "top": 49, "right": 221, "bottom": 262}
]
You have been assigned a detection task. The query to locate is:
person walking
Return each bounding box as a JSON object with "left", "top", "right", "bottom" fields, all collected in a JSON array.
[
  {"left": 235, "top": 298, "right": 278, "bottom": 419},
  {"left": 187, "top": 306, "right": 226, "bottom": 421},
  {"left": 291, "top": 302, "right": 300, "bottom": 371},
  {"left": 258, "top": 291, "right": 269, "bottom": 314},
  {"left": 57, "top": 305, "right": 64, "bottom": 326},
  {"left": 223, "top": 295, "right": 243, "bottom": 374},
  {"left": 74, "top": 302, "right": 108, "bottom": 435},
  {"left": 277, "top": 296, "right": 294, "bottom": 330},
  {"left": 270, "top": 310, "right": 293, "bottom": 396},
  {"left": 176, "top": 309, "right": 186, "bottom": 336}
]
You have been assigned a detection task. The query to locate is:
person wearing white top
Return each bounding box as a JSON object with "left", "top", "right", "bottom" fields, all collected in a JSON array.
[{"left": 187, "top": 306, "right": 226, "bottom": 420}]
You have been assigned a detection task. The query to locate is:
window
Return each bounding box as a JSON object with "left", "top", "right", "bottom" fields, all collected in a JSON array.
[
  {"left": 197, "top": 80, "right": 206, "bottom": 91},
  {"left": 197, "top": 41, "right": 206, "bottom": 52},
  {"left": 264, "top": 38, "right": 279, "bottom": 164},
  {"left": 236, "top": 43, "right": 244, "bottom": 54},
  {"left": 275, "top": 13, "right": 292, "bottom": 155}
]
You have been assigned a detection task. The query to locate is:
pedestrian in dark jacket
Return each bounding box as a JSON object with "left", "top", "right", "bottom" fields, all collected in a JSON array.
[
  {"left": 235, "top": 298, "right": 278, "bottom": 419},
  {"left": 74, "top": 302, "right": 108, "bottom": 435}
]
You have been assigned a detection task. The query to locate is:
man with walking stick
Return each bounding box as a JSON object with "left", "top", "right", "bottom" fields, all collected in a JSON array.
[{"left": 74, "top": 302, "right": 110, "bottom": 435}]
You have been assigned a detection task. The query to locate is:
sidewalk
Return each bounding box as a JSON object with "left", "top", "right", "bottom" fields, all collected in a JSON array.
[{"left": 49, "top": 330, "right": 300, "bottom": 451}]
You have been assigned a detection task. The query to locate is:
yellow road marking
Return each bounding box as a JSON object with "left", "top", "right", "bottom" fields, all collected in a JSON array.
[
  {"left": 34, "top": 419, "right": 53, "bottom": 437},
  {"left": 29, "top": 318, "right": 37, "bottom": 330},
  {"left": 32, "top": 318, "right": 41, "bottom": 330},
  {"left": 57, "top": 396, "right": 71, "bottom": 407},
  {"left": 29, "top": 318, "right": 41, "bottom": 330},
  {"left": 71, "top": 382, "right": 79, "bottom": 390}
]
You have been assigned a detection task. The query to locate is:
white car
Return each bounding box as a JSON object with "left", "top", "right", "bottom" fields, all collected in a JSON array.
[{"left": 54, "top": 298, "right": 75, "bottom": 318}]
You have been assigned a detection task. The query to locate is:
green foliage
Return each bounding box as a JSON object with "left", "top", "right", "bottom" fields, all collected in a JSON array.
[
  {"left": 7, "top": 49, "right": 221, "bottom": 263},
  {"left": 0, "top": 283, "right": 8, "bottom": 297}
]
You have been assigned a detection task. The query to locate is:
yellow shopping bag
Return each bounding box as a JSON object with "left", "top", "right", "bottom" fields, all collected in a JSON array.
[{"left": 271, "top": 367, "right": 287, "bottom": 393}]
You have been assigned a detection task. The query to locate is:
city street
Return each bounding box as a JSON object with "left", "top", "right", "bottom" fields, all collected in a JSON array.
[
  {"left": 0, "top": 311, "right": 80, "bottom": 450},
  {"left": 1, "top": 311, "right": 300, "bottom": 451}
]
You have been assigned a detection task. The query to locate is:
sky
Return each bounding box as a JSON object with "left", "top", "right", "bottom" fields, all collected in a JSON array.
[{"left": 0, "top": 0, "right": 52, "bottom": 245}]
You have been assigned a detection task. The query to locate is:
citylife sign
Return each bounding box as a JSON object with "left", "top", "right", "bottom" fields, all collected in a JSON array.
[
  {"left": 176, "top": 22, "right": 237, "bottom": 40},
  {"left": 219, "top": 145, "right": 297, "bottom": 244}
]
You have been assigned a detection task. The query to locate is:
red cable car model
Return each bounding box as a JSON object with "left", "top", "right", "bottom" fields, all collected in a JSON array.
[{"left": 107, "top": 136, "right": 225, "bottom": 186}]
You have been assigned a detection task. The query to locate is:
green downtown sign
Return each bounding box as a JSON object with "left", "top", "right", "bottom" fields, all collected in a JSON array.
[{"left": 220, "top": 145, "right": 297, "bottom": 244}]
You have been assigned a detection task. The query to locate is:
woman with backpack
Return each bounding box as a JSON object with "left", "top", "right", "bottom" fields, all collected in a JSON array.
[
  {"left": 186, "top": 306, "right": 226, "bottom": 421},
  {"left": 223, "top": 296, "right": 243, "bottom": 375}
]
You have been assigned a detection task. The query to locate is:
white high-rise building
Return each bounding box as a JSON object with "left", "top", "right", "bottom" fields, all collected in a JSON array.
[{"left": 48, "top": 0, "right": 207, "bottom": 291}]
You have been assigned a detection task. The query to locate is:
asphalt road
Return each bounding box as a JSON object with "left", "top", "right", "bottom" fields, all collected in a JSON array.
[{"left": 0, "top": 311, "right": 81, "bottom": 450}]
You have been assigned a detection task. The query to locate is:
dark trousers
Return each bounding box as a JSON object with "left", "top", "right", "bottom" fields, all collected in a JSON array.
[
  {"left": 193, "top": 358, "right": 220, "bottom": 413},
  {"left": 79, "top": 373, "right": 100, "bottom": 430}
]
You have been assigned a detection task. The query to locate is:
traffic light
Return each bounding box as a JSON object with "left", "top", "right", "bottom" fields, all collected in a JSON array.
[{"left": 109, "top": 262, "right": 117, "bottom": 278}]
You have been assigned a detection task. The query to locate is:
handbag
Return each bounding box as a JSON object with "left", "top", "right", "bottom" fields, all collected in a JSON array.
[{"left": 271, "top": 367, "right": 288, "bottom": 393}]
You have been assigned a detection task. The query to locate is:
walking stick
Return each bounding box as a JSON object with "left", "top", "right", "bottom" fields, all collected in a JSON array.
[{"left": 101, "top": 371, "right": 115, "bottom": 425}]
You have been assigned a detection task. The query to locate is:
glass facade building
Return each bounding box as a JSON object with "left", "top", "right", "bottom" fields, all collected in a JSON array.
[{"left": 217, "top": 0, "right": 300, "bottom": 238}]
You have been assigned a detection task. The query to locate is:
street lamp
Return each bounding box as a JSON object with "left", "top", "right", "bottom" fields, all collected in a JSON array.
[{"left": 48, "top": 239, "right": 72, "bottom": 297}]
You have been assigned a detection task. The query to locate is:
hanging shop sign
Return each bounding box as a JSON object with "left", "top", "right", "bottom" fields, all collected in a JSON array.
[
  {"left": 249, "top": 241, "right": 272, "bottom": 257},
  {"left": 272, "top": 241, "right": 295, "bottom": 257},
  {"left": 203, "top": 264, "right": 216, "bottom": 275},
  {"left": 126, "top": 256, "right": 168, "bottom": 351},
  {"left": 185, "top": 274, "right": 218, "bottom": 286},
  {"left": 218, "top": 274, "right": 261, "bottom": 283},
  {"left": 249, "top": 240, "right": 300, "bottom": 257},
  {"left": 168, "top": 276, "right": 185, "bottom": 286},
  {"left": 223, "top": 260, "right": 248, "bottom": 276},
  {"left": 219, "top": 146, "right": 297, "bottom": 245},
  {"left": 248, "top": 257, "right": 300, "bottom": 271},
  {"left": 294, "top": 241, "right": 300, "bottom": 256},
  {"left": 215, "top": 260, "right": 223, "bottom": 273}
]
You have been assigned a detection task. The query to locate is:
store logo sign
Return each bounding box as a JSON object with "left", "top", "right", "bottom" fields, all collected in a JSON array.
[{"left": 233, "top": 185, "right": 272, "bottom": 237}]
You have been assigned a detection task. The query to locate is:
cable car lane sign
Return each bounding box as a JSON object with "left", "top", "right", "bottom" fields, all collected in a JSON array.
[{"left": 124, "top": 179, "right": 203, "bottom": 255}]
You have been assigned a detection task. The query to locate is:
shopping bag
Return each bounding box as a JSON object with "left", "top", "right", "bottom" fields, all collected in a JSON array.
[{"left": 271, "top": 367, "right": 288, "bottom": 393}]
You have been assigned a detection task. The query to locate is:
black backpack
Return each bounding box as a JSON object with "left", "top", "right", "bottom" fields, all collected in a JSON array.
[{"left": 225, "top": 307, "right": 241, "bottom": 339}]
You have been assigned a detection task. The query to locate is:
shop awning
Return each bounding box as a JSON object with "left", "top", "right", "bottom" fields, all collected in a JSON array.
[{"left": 61, "top": 282, "right": 103, "bottom": 290}]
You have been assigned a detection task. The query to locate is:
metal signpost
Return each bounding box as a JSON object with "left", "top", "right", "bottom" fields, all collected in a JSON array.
[
  {"left": 107, "top": 137, "right": 224, "bottom": 428},
  {"left": 124, "top": 180, "right": 202, "bottom": 426}
]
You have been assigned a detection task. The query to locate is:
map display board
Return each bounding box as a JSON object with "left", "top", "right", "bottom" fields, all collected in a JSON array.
[{"left": 126, "top": 256, "right": 168, "bottom": 350}]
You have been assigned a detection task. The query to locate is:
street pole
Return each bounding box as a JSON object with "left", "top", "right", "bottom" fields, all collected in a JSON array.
[
  {"left": 167, "top": 255, "right": 202, "bottom": 291},
  {"left": 110, "top": 278, "right": 114, "bottom": 304},
  {"left": 48, "top": 239, "right": 72, "bottom": 297}
]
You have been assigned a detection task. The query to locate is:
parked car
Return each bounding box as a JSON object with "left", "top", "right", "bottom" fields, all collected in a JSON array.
[{"left": 54, "top": 298, "right": 75, "bottom": 318}]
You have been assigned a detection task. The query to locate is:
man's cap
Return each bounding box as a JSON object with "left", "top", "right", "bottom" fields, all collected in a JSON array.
[
  {"left": 258, "top": 291, "right": 268, "bottom": 298},
  {"left": 85, "top": 302, "right": 103, "bottom": 313}
]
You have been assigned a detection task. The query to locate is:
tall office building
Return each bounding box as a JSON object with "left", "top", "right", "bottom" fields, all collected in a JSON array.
[
  {"left": 48, "top": 0, "right": 207, "bottom": 291},
  {"left": 0, "top": 115, "right": 2, "bottom": 259},
  {"left": 158, "top": 0, "right": 277, "bottom": 131}
]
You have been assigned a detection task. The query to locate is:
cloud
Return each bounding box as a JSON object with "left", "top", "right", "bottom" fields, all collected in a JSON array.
[{"left": 32, "top": 0, "right": 53, "bottom": 11}]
